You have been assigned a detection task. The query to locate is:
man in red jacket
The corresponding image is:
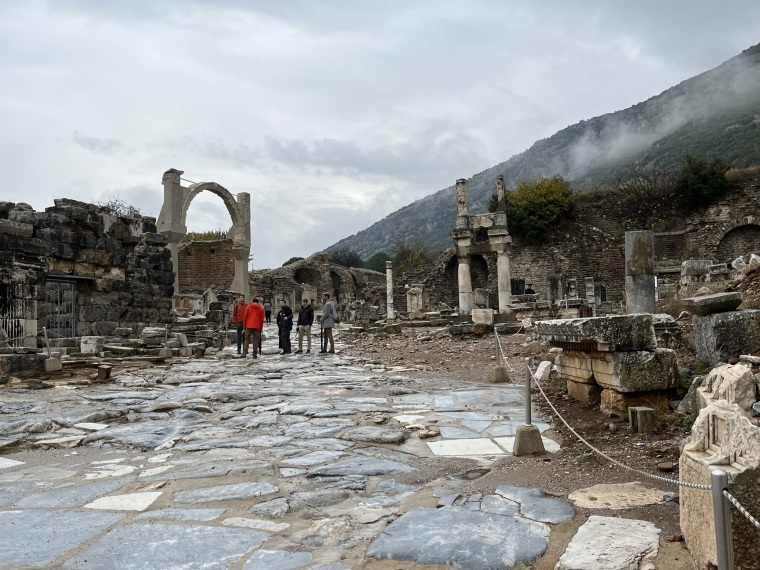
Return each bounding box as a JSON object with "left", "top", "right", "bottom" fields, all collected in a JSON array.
[
  {"left": 231, "top": 295, "right": 247, "bottom": 355},
  {"left": 242, "top": 297, "right": 265, "bottom": 358}
]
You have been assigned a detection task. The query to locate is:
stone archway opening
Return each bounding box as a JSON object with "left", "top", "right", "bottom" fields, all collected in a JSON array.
[
  {"left": 716, "top": 224, "right": 760, "bottom": 262},
  {"left": 330, "top": 270, "right": 341, "bottom": 303},
  {"left": 156, "top": 169, "right": 251, "bottom": 297}
]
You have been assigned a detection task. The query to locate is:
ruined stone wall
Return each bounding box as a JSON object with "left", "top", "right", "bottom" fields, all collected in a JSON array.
[
  {"left": 0, "top": 199, "right": 174, "bottom": 341},
  {"left": 249, "top": 252, "right": 385, "bottom": 311},
  {"left": 177, "top": 239, "right": 235, "bottom": 295},
  {"left": 389, "top": 171, "right": 760, "bottom": 310}
]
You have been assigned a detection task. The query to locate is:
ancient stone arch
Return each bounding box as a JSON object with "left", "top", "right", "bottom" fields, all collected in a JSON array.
[
  {"left": 157, "top": 168, "right": 251, "bottom": 296},
  {"left": 715, "top": 217, "right": 760, "bottom": 262}
]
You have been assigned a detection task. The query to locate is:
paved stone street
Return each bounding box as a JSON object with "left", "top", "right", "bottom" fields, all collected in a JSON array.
[{"left": 1, "top": 325, "right": 582, "bottom": 569}]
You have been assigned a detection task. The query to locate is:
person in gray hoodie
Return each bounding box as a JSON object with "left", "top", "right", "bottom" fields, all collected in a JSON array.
[{"left": 319, "top": 292, "right": 337, "bottom": 353}]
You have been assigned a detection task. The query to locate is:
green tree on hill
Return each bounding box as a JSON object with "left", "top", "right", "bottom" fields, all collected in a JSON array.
[{"left": 364, "top": 251, "right": 391, "bottom": 273}]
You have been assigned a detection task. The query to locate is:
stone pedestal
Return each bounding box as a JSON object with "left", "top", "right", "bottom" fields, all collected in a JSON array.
[
  {"left": 513, "top": 425, "right": 546, "bottom": 456},
  {"left": 496, "top": 250, "right": 512, "bottom": 312},
  {"left": 489, "top": 366, "right": 510, "bottom": 383},
  {"left": 386, "top": 261, "right": 394, "bottom": 320},
  {"left": 458, "top": 256, "right": 473, "bottom": 315}
]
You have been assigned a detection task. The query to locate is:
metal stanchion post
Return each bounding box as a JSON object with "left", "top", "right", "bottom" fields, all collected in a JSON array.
[
  {"left": 494, "top": 331, "right": 500, "bottom": 366},
  {"left": 711, "top": 468, "right": 734, "bottom": 570},
  {"left": 43, "top": 327, "right": 51, "bottom": 358},
  {"left": 524, "top": 357, "right": 532, "bottom": 426}
]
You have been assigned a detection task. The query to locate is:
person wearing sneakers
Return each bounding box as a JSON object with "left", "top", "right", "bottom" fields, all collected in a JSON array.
[
  {"left": 294, "top": 298, "right": 314, "bottom": 354},
  {"left": 319, "top": 292, "right": 337, "bottom": 354},
  {"left": 242, "top": 297, "right": 265, "bottom": 358}
]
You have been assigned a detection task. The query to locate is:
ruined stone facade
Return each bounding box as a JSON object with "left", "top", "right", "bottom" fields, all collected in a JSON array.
[
  {"left": 390, "top": 171, "right": 760, "bottom": 312},
  {"left": 249, "top": 252, "right": 386, "bottom": 313},
  {"left": 0, "top": 199, "right": 174, "bottom": 346}
]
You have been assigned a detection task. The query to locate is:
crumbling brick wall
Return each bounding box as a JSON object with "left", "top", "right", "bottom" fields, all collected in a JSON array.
[{"left": 178, "top": 239, "right": 235, "bottom": 294}]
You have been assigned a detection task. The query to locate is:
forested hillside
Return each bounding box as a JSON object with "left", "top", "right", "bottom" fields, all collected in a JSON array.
[{"left": 328, "top": 44, "right": 760, "bottom": 259}]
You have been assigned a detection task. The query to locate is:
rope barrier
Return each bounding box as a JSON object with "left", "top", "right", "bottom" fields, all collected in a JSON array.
[
  {"left": 724, "top": 490, "right": 760, "bottom": 530},
  {"left": 526, "top": 363, "right": 712, "bottom": 490},
  {"left": 493, "top": 329, "right": 515, "bottom": 373}
]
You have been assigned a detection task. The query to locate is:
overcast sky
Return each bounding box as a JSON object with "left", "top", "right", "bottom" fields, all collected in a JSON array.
[{"left": 1, "top": 1, "right": 758, "bottom": 269}]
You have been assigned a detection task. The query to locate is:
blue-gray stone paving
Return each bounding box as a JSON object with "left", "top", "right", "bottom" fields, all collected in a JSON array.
[{"left": 0, "top": 325, "right": 568, "bottom": 569}]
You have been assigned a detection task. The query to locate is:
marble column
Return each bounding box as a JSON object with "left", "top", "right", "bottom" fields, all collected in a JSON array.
[
  {"left": 231, "top": 245, "right": 250, "bottom": 297},
  {"left": 624, "top": 230, "right": 656, "bottom": 314},
  {"left": 458, "top": 255, "right": 473, "bottom": 315},
  {"left": 496, "top": 251, "right": 512, "bottom": 312},
  {"left": 386, "top": 260, "right": 394, "bottom": 320}
]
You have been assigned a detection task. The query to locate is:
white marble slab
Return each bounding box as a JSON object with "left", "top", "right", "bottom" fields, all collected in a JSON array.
[
  {"left": 427, "top": 438, "right": 504, "bottom": 456},
  {"left": 85, "top": 491, "right": 163, "bottom": 511},
  {"left": 0, "top": 457, "right": 25, "bottom": 470},
  {"left": 222, "top": 517, "right": 290, "bottom": 532},
  {"left": 74, "top": 423, "right": 110, "bottom": 431}
]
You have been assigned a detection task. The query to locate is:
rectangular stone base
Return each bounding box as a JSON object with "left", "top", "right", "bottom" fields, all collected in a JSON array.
[
  {"left": 567, "top": 380, "right": 602, "bottom": 403},
  {"left": 600, "top": 388, "right": 669, "bottom": 415}
]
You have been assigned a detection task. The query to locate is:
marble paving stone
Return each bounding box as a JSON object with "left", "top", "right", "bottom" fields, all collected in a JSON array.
[
  {"left": 0, "top": 465, "right": 77, "bottom": 482},
  {"left": 134, "top": 508, "right": 225, "bottom": 521},
  {"left": 392, "top": 414, "right": 427, "bottom": 424},
  {"left": 427, "top": 438, "right": 505, "bottom": 456},
  {"left": 281, "top": 468, "right": 306, "bottom": 477},
  {"left": 354, "top": 446, "right": 416, "bottom": 463},
  {"left": 439, "top": 427, "right": 481, "bottom": 439},
  {"left": 64, "top": 523, "right": 268, "bottom": 569},
  {"left": 480, "top": 494, "right": 520, "bottom": 516},
  {"left": 437, "top": 411, "right": 493, "bottom": 421},
  {"left": 366, "top": 507, "right": 550, "bottom": 569},
  {"left": 462, "top": 420, "right": 492, "bottom": 432},
  {"left": 495, "top": 486, "right": 575, "bottom": 524},
  {"left": 555, "top": 516, "right": 660, "bottom": 570},
  {"left": 223, "top": 516, "right": 290, "bottom": 532},
  {"left": 243, "top": 549, "right": 312, "bottom": 570},
  {"left": 85, "top": 491, "right": 163, "bottom": 511},
  {"left": 280, "top": 450, "right": 345, "bottom": 467},
  {"left": 310, "top": 563, "right": 351, "bottom": 570},
  {"left": 307, "top": 457, "right": 417, "bottom": 477},
  {"left": 84, "top": 464, "right": 138, "bottom": 479},
  {"left": 0, "top": 456, "right": 24, "bottom": 470},
  {"left": 341, "top": 426, "right": 408, "bottom": 443},
  {"left": 14, "top": 478, "right": 134, "bottom": 508},
  {"left": 377, "top": 479, "right": 421, "bottom": 495},
  {"left": 73, "top": 423, "right": 110, "bottom": 431},
  {"left": 1, "top": 509, "right": 125, "bottom": 566},
  {"left": 0, "top": 483, "right": 28, "bottom": 506},
  {"left": 174, "top": 482, "right": 279, "bottom": 504},
  {"left": 488, "top": 424, "right": 518, "bottom": 437},
  {"left": 568, "top": 482, "right": 666, "bottom": 509},
  {"left": 250, "top": 497, "right": 289, "bottom": 518},
  {"left": 139, "top": 465, "right": 174, "bottom": 477}
]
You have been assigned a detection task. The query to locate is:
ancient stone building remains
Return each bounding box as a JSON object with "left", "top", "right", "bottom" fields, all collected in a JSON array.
[
  {"left": 249, "top": 252, "right": 385, "bottom": 315},
  {"left": 0, "top": 199, "right": 174, "bottom": 347},
  {"left": 157, "top": 168, "right": 251, "bottom": 297},
  {"left": 178, "top": 239, "right": 235, "bottom": 295},
  {"left": 536, "top": 314, "right": 679, "bottom": 415},
  {"left": 680, "top": 401, "right": 760, "bottom": 570},
  {"left": 452, "top": 176, "right": 512, "bottom": 314}
]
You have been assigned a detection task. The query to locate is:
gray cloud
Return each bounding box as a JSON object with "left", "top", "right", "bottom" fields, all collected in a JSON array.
[
  {"left": 1, "top": 0, "right": 759, "bottom": 268},
  {"left": 72, "top": 131, "right": 123, "bottom": 155}
]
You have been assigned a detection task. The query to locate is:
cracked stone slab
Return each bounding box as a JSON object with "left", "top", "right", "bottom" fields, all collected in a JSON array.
[
  {"left": 64, "top": 523, "right": 268, "bottom": 569},
  {"left": 366, "top": 507, "right": 550, "bottom": 569},
  {"left": 134, "top": 507, "right": 225, "bottom": 521},
  {"left": 0, "top": 457, "right": 25, "bottom": 470},
  {"left": 14, "top": 477, "right": 133, "bottom": 508},
  {"left": 555, "top": 515, "right": 660, "bottom": 570},
  {"left": 307, "top": 457, "right": 417, "bottom": 477},
  {"left": 494, "top": 486, "right": 574, "bottom": 523},
  {"left": 280, "top": 450, "right": 346, "bottom": 467},
  {"left": 173, "top": 482, "right": 279, "bottom": 504},
  {"left": 243, "top": 549, "right": 312, "bottom": 570},
  {"left": 0, "top": 509, "right": 125, "bottom": 566},
  {"left": 340, "top": 426, "right": 408, "bottom": 443}
]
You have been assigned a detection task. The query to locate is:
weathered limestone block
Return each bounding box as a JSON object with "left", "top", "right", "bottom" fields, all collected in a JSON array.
[
  {"left": 696, "top": 363, "right": 758, "bottom": 413},
  {"left": 629, "top": 406, "right": 656, "bottom": 434},
  {"left": 80, "top": 336, "right": 104, "bottom": 354},
  {"left": 0, "top": 353, "right": 46, "bottom": 376},
  {"left": 555, "top": 350, "right": 595, "bottom": 383},
  {"left": 693, "top": 309, "right": 760, "bottom": 366},
  {"left": 591, "top": 348, "right": 678, "bottom": 393},
  {"left": 681, "top": 401, "right": 760, "bottom": 570},
  {"left": 743, "top": 253, "right": 760, "bottom": 275},
  {"left": 0, "top": 219, "right": 34, "bottom": 238},
  {"left": 600, "top": 388, "right": 669, "bottom": 415},
  {"left": 535, "top": 314, "right": 656, "bottom": 352},
  {"left": 141, "top": 327, "right": 167, "bottom": 338},
  {"left": 682, "top": 292, "right": 743, "bottom": 316},
  {"left": 567, "top": 380, "right": 602, "bottom": 403},
  {"left": 471, "top": 308, "right": 494, "bottom": 326}
]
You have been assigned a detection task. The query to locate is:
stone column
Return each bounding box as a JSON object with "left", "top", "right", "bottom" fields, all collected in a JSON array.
[
  {"left": 231, "top": 245, "right": 250, "bottom": 297},
  {"left": 458, "top": 255, "right": 473, "bottom": 315},
  {"left": 157, "top": 169, "right": 187, "bottom": 295},
  {"left": 496, "top": 250, "right": 512, "bottom": 312},
  {"left": 625, "top": 230, "right": 656, "bottom": 314},
  {"left": 386, "top": 260, "right": 394, "bottom": 320}
]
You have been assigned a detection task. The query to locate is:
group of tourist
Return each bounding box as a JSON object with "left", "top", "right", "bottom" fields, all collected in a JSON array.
[{"left": 231, "top": 293, "right": 337, "bottom": 358}]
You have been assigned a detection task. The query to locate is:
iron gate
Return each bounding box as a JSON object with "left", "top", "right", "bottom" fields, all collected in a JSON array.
[
  {"left": 45, "top": 279, "right": 77, "bottom": 339},
  {"left": 0, "top": 282, "right": 27, "bottom": 347}
]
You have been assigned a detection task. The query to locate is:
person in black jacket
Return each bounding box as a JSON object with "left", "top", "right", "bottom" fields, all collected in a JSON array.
[
  {"left": 294, "top": 298, "right": 314, "bottom": 354},
  {"left": 276, "top": 299, "right": 293, "bottom": 354}
]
